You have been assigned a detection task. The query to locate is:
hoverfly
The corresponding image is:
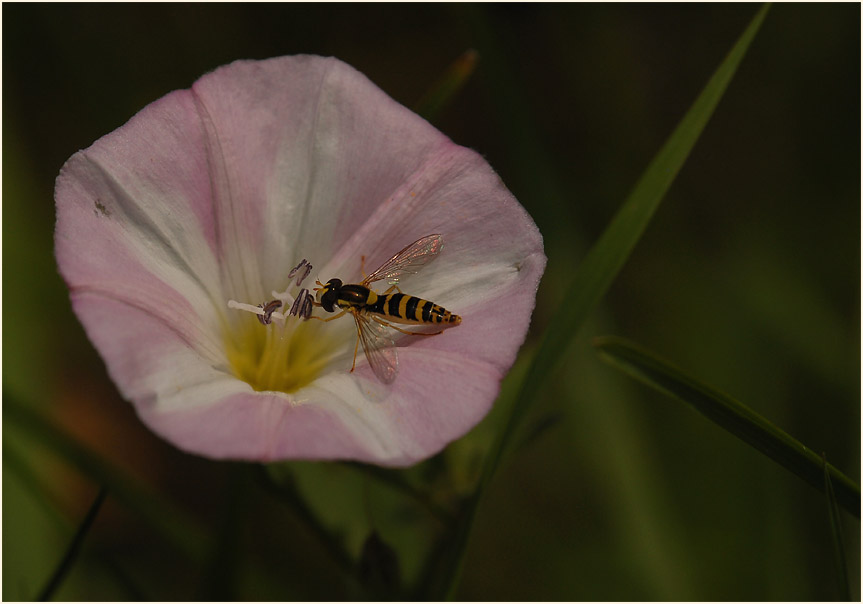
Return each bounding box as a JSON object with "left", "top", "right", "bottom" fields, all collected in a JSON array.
[{"left": 313, "top": 234, "right": 461, "bottom": 384}]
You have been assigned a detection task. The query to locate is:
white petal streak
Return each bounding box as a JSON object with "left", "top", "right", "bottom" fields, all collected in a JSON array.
[
  {"left": 70, "top": 292, "right": 233, "bottom": 411},
  {"left": 190, "top": 88, "right": 265, "bottom": 302},
  {"left": 290, "top": 350, "right": 503, "bottom": 466},
  {"left": 78, "top": 152, "right": 221, "bottom": 306}
]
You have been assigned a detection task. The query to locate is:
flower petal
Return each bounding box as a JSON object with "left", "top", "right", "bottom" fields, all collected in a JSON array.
[
  {"left": 69, "top": 292, "right": 239, "bottom": 412},
  {"left": 306, "top": 352, "right": 508, "bottom": 466},
  {"left": 55, "top": 90, "right": 229, "bottom": 360}
]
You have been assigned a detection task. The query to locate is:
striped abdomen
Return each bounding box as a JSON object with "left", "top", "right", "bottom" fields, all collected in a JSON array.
[{"left": 365, "top": 291, "right": 461, "bottom": 326}]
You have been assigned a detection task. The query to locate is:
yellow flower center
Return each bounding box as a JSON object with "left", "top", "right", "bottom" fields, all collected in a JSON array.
[{"left": 224, "top": 313, "right": 343, "bottom": 393}]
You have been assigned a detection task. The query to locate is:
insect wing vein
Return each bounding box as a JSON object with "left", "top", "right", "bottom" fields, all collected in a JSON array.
[
  {"left": 363, "top": 234, "right": 442, "bottom": 285},
  {"left": 355, "top": 312, "right": 399, "bottom": 383}
]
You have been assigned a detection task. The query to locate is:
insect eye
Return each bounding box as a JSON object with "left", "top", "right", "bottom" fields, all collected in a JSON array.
[
  {"left": 321, "top": 292, "right": 337, "bottom": 312},
  {"left": 319, "top": 279, "right": 342, "bottom": 313}
]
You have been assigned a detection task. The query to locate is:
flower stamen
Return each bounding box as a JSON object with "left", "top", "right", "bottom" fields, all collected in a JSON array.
[
  {"left": 224, "top": 258, "right": 338, "bottom": 393},
  {"left": 288, "top": 288, "right": 314, "bottom": 320},
  {"left": 287, "top": 258, "right": 313, "bottom": 287},
  {"left": 256, "top": 299, "right": 282, "bottom": 325},
  {"left": 228, "top": 259, "right": 316, "bottom": 324}
]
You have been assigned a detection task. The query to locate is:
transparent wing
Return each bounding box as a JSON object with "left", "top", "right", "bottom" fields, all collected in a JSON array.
[
  {"left": 362, "top": 234, "right": 443, "bottom": 286},
  {"left": 355, "top": 312, "right": 399, "bottom": 384}
]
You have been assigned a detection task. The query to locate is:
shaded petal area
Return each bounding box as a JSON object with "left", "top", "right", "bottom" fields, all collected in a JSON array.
[
  {"left": 138, "top": 353, "right": 506, "bottom": 466},
  {"left": 188, "top": 56, "right": 453, "bottom": 298},
  {"left": 55, "top": 90, "right": 228, "bottom": 363},
  {"left": 139, "top": 391, "right": 370, "bottom": 462}
]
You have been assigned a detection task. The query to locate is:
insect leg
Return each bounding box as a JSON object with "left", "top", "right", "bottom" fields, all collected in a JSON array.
[
  {"left": 371, "top": 315, "right": 443, "bottom": 336},
  {"left": 380, "top": 285, "right": 404, "bottom": 295},
  {"left": 350, "top": 314, "right": 362, "bottom": 373},
  {"left": 309, "top": 309, "right": 349, "bottom": 322}
]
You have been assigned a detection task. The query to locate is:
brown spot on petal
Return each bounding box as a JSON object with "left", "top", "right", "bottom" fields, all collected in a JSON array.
[{"left": 93, "top": 199, "right": 110, "bottom": 217}]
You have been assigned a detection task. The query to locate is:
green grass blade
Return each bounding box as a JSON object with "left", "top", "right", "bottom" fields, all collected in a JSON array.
[
  {"left": 195, "top": 466, "right": 246, "bottom": 601},
  {"left": 414, "top": 49, "right": 479, "bottom": 122},
  {"left": 341, "top": 462, "right": 455, "bottom": 526},
  {"left": 509, "top": 3, "right": 772, "bottom": 438},
  {"left": 37, "top": 486, "right": 108, "bottom": 601},
  {"left": 593, "top": 336, "right": 860, "bottom": 518},
  {"left": 440, "top": 5, "right": 772, "bottom": 599},
  {"left": 823, "top": 454, "right": 852, "bottom": 600}
]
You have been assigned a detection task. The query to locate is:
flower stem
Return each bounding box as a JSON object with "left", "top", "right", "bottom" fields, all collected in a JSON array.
[
  {"left": 255, "top": 466, "right": 356, "bottom": 580},
  {"left": 341, "top": 462, "right": 456, "bottom": 527}
]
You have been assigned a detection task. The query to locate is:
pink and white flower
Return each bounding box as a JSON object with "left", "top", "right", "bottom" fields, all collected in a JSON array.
[{"left": 54, "top": 55, "right": 545, "bottom": 466}]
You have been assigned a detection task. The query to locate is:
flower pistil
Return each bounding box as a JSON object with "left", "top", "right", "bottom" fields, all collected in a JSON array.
[{"left": 225, "top": 258, "right": 340, "bottom": 394}]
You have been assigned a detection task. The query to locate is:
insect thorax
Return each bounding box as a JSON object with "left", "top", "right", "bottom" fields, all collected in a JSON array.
[{"left": 337, "top": 284, "right": 374, "bottom": 309}]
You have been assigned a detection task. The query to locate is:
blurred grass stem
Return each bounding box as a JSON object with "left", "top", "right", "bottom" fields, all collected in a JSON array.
[
  {"left": 822, "top": 455, "right": 852, "bottom": 600},
  {"left": 414, "top": 49, "right": 479, "bottom": 122},
  {"left": 4, "top": 444, "right": 148, "bottom": 600},
  {"left": 37, "top": 486, "right": 107, "bottom": 601},
  {"left": 257, "top": 466, "right": 356, "bottom": 583}
]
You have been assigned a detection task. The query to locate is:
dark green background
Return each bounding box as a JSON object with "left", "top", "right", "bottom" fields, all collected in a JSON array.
[{"left": 4, "top": 3, "right": 860, "bottom": 600}]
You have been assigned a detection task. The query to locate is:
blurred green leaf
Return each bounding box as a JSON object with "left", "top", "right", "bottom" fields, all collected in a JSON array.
[
  {"left": 195, "top": 466, "right": 246, "bottom": 601},
  {"left": 5, "top": 390, "right": 294, "bottom": 598},
  {"left": 593, "top": 335, "right": 860, "bottom": 518},
  {"left": 257, "top": 465, "right": 356, "bottom": 583},
  {"left": 3, "top": 389, "right": 211, "bottom": 561},
  {"left": 514, "top": 411, "right": 565, "bottom": 454},
  {"left": 439, "top": 5, "right": 772, "bottom": 599},
  {"left": 414, "top": 49, "right": 479, "bottom": 122},
  {"left": 3, "top": 444, "right": 147, "bottom": 600},
  {"left": 2, "top": 124, "right": 74, "bottom": 405},
  {"left": 823, "top": 455, "right": 851, "bottom": 600}
]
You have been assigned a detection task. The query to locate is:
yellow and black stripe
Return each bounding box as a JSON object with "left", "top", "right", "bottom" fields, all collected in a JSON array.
[
  {"left": 323, "top": 280, "right": 461, "bottom": 326},
  {"left": 368, "top": 292, "right": 461, "bottom": 325}
]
